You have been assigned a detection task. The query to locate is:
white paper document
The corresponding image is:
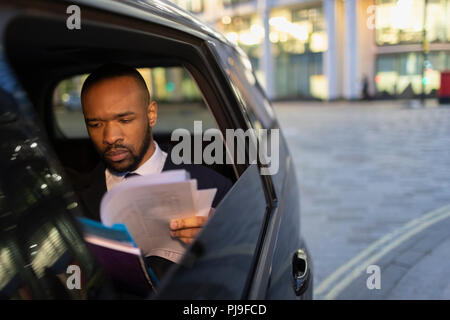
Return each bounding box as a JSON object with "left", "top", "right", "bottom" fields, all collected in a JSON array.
[{"left": 100, "top": 170, "right": 217, "bottom": 263}]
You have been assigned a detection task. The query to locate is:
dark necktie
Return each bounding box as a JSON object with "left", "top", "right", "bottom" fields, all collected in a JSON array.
[{"left": 124, "top": 172, "right": 140, "bottom": 179}]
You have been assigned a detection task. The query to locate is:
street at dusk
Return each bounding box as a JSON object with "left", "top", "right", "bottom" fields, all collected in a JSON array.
[{"left": 276, "top": 100, "right": 450, "bottom": 299}]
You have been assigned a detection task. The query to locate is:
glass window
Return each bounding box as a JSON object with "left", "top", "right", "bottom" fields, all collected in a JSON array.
[
  {"left": 375, "top": 0, "right": 424, "bottom": 45},
  {"left": 398, "top": 53, "right": 422, "bottom": 75},
  {"left": 428, "top": 51, "right": 447, "bottom": 70},
  {"left": 172, "top": 0, "right": 204, "bottom": 13},
  {"left": 426, "top": 0, "right": 447, "bottom": 43},
  {"left": 377, "top": 54, "right": 397, "bottom": 72},
  {"left": 375, "top": 0, "right": 450, "bottom": 45},
  {"left": 447, "top": 0, "right": 450, "bottom": 41},
  {"left": 217, "top": 5, "right": 326, "bottom": 99},
  {"left": 217, "top": 14, "right": 263, "bottom": 76},
  {"left": 212, "top": 41, "right": 276, "bottom": 131},
  {"left": 229, "top": 50, "right": 276, "bottom": 129},
  {"left": 375, "top": 52, "right": 448, "bottom": 97},
  {"left": 270, "top": 5, "right": 325, "bottom": 99}
]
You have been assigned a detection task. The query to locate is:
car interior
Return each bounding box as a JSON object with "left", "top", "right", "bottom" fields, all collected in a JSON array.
[{"left": 3, "top": 14, "right": 239, "bottom": 185}]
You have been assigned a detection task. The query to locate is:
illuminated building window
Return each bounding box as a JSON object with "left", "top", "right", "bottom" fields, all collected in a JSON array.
[
  {"left": 270, "top": 6, "right": 326, "bottom": 99},
  {"left": 375, "top": 52, "right": 450, "bottom": 97},
  {"left": 375, "top": 0, "right": 450, "bottom": 45},
  {"left": 217, "top": 14, "right": 263, "bottom": 74},
  {"left": 173, "top": 0, "right": 204, "bottom": 13},
  {"left": 426, "top": 0, "right": 447, "bottom": 42}
]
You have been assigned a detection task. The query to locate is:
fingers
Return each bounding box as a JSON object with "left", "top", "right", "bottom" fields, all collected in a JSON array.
[
  {"left": 170, "top": 216, "right": 207, "bottom": 231},
  {"left": 170, "top": 227, "right": 201, "bottom": 239},
  {"left": 169, "top": 216, "right": 210, "bottom": 245},
  {"left": 178, "top": 237, "right": 194, "bottom": 244}
]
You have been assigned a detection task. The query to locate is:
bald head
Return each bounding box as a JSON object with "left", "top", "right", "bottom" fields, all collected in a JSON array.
[{"left": 81, "top": 63, "right": 150, "bottom": 106}]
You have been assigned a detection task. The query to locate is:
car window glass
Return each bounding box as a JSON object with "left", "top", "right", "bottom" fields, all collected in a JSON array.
[
  {"left": 213, "top": 42, "right": 276, "bottom": 130},
  {"left": 215, "top": 48, "right": 279, "bottom": 173}
]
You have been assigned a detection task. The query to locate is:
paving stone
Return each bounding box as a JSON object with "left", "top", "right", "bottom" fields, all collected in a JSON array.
[
  {"left": 387, "top": 237, "right": 450, "bottom": 299},
  {"left": 275, "top": 101, "right": 450, "bottom": 299},
  {"left": 394, "top": 250, "right": 428, "bottom": 268}
]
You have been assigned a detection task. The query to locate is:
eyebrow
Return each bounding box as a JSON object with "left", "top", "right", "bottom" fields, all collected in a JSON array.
[
  {"left": 85, "top": 111, "right": 136, "bottom": 122},
  {"left": 115, "top": 111, "right": 136, "bottom": 118}
]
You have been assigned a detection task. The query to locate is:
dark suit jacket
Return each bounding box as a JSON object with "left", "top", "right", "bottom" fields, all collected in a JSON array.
[{"left": 69, "top": 153, "right": 233, "bottom": 283}]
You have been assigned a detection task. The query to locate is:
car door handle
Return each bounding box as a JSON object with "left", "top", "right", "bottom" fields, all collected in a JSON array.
[{"left": 292, "top": 249, "right": 311, "bottom": 296}]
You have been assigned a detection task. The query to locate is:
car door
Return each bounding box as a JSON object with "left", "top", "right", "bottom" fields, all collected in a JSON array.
[
  {"left": 155, "top": 164, "right": 268, "bottom": 299},
  {"left": 202, "top": 41, "right": 313, "bottom": 300}
]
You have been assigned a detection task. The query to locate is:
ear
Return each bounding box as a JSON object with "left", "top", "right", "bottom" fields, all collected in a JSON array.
[{"left": 147, "top": 100, "right": 157, "bottom": 127}]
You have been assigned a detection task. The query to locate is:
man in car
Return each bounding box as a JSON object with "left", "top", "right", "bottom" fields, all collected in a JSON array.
[{"left": 74, "top": 63, "right": 232, "bottom": 278}]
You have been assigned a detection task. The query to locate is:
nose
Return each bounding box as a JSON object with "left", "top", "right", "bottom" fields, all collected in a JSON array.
[{"left": 103, "top": 122, "right": 123, "bottom": 146}]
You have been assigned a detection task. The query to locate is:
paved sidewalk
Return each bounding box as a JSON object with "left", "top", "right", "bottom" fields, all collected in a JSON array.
[
  {"left": 328, "top": 211, "right": 450, "bottom": 300},
  {"left": 274, "top": 100, "right": 450, "bottom": 300}
]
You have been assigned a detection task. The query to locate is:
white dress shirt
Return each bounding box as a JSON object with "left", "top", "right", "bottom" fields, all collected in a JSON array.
[{"left": 105, "top": 141, "right": 168, "bottom": 191}]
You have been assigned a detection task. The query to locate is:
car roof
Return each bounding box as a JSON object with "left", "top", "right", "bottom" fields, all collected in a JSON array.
[{"left": 69, "top": 0, "right": 229, "bottom": 44}]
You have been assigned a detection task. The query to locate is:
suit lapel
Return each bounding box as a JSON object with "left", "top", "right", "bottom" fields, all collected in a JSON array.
[
  {"left": 162, "top": 150, "right": 177, "bottom": 171},
  {"left": 162, "top": 148, "right": 190, "bottom": 172},
  {"left": 80, "top": 163, "right": 107, "bottom": 221}
]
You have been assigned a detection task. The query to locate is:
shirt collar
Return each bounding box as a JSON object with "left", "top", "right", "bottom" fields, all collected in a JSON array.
[
  {"left": 133, "top": 141, "right": 167, "bottom": 176},
  {"left": 105, "top": 141, "right": 167, "bottom": 191}
]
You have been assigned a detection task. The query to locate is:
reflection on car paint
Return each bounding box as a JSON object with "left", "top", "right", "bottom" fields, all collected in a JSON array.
[{"left": 0, "top": 58, "right": 112, "bottom": 299}]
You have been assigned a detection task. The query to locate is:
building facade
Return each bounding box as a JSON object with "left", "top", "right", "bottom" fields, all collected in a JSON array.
[{"left": 172, "top": 0, "right": 450, "bottom": 101}]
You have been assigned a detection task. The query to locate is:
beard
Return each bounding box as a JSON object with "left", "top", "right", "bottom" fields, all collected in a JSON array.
[{"left": 101, "top": 124, "right": 152, "bottom": 173}]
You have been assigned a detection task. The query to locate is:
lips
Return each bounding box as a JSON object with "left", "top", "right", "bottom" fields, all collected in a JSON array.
[{"left": 105, "top": 149, "right": 129, "bottom": 162}]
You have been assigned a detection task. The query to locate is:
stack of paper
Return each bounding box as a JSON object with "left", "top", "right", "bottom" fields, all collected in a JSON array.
[{"left": 100, "top": 170, "right": 217, "bottom": 263}]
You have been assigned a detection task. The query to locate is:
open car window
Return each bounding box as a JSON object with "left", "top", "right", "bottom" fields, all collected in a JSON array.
[
  {"left": 51, "top": 65, "right": 236, "bottom": 182},
  {"left": 53, "top": 67, "right": 217, "bottom": 138}
]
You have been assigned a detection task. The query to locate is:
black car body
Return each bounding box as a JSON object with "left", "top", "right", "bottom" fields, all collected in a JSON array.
[{"left": 0, "top": 0, "right": 313, "bottom": 299}]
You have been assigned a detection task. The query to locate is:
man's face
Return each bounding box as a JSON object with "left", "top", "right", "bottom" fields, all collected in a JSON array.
[{"left": 81, "top": 76, "right": 157, "bottom": 173}]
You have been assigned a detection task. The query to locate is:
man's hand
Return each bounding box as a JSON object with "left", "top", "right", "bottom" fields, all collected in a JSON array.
[{"left": 169, "top": 209, "right": 215, "bottom": 244}]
